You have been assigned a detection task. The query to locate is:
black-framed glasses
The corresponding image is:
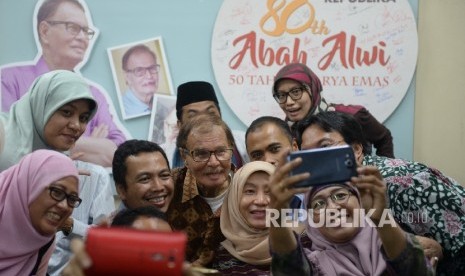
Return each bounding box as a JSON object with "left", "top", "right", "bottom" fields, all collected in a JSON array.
[
  {"left": 309, "top": 189, "right": 353, "bottom": 212},
  {"left": 125, "top": 64, "right": 160, "bottom": 77},
  {"left": 46, "top": 20, "right": 95, "bottom": 40},
  {"left": 273, "top": 86, "right": 307, "bottom": 104},
  {"left": 183, "top": 148, "right": 233, "bottom": 162},
  {"left": 49, "top": 186, "right": 82, "bottom": 208}
]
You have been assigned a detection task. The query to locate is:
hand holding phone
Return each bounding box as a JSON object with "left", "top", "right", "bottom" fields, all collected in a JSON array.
[{"left": 288, "top": 145, "right": 357, "bottom": 188}]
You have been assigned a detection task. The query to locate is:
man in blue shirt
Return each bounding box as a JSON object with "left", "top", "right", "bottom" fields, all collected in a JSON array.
[{"left": 122, "top": 44, "right": 159, "bottom": 117}]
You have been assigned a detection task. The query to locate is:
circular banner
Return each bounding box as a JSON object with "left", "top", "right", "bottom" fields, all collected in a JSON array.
[{"left": 212, "top": 0, "right": 418, "bottom": 125}]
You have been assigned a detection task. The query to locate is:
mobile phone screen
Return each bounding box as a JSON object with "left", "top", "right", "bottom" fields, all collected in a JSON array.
[{"left": 288, "top": 145, "right": 357, "bottom": 188}]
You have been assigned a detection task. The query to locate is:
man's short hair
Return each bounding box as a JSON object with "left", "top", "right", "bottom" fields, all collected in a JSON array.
[
  {"left": 176, "top": 114, "right": 235, "bottom": 150},
  {"left": 111, "top": 205, "right": 168, "bottom": 227},
  {"left": 245, "top": 116, "right": 294, "bottom": 150},
  {"left": 37, "top": 0, "right": 85, "bottom": 38},
  {"left": 121, "top": 44, "right": 157, "bottom": 71},
  {"left": 296, "top": 111, "right": 370, "bottom": 154},
  {"left": 112, "top": 139, "right": 170, "bottom": 189}
]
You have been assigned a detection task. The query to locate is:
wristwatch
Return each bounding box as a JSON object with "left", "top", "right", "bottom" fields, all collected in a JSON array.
[{"left": 61, "top": 217, "right": 74, "bottom": 236}]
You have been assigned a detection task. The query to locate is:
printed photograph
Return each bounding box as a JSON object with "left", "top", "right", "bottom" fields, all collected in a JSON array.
[
  {"left": 108, "top": 37, "right": 174, "bottom": 119},
  {"left": 148, "top": 95, "right": 178, "bottom": 159}
]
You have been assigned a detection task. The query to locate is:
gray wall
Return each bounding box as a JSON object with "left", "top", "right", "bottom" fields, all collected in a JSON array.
[{"left": 415, "top": 0, "right": 465, "bottom": 184}]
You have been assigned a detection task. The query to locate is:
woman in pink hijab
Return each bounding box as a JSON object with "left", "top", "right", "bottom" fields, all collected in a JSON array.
[
  {"left": 0, "top": 149, "right": 79, "bottom": 275},
  {"left": 268, "top": 159, "right": 434, "bottom": 275}
]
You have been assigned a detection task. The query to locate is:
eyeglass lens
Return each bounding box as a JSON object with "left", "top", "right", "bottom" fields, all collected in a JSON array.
[{"left": 49, "top": 187, "right": 81, "bottom": 208}]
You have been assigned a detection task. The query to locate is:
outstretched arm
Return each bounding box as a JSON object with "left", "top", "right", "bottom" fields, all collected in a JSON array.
[
  {"left": 269, "top": 155, "right": 312, "bottom": 276},
  {"left": 269, "top": 156, "right": 310, "bottom": 254}
]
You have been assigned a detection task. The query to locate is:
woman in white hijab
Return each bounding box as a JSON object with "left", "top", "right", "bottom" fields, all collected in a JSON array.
[{"left": 212, "top": 161, "right": 301, "bottom": 275}]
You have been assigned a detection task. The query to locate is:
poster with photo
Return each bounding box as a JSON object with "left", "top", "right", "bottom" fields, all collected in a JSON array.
[
  {"left": 211, "top": 1, "right": 418, "bottom": 125},
  {"left": 108, "top": 37, "right": 174, "bottom": 120},
  {"left": 148, "top": 95, "right": 178, "bottom": 160}
]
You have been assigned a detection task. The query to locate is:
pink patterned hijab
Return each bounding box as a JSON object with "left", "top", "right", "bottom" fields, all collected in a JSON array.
[
  {"left": 304, "top": 184, "right": 387, "bottom": 275},
  {"left": 0, "top": 150, "right": 79, "bottom": 275}
]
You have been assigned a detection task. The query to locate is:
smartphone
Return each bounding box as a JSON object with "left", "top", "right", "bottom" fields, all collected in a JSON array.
[
  {"left": 84, "top": 227, "right": 187, "bottom": 276},
  {"left": 288, "top": 145, "right": 357, "bottom": 188}
]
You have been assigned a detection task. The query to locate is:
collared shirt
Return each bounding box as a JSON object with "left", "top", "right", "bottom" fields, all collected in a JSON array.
[
  {"left": 167, "top": 166, "right": 234, "bottom": 266},
  {"left": 122, "top": 89, "right": 151, "bottom": 117},
  {"left": 47, "top": 161, "right": 116, "bottom": 276},
  {"left": 0, "top": 56, "right": 126, "bottom": 145}
]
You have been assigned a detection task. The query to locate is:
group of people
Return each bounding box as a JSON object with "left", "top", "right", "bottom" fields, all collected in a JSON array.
[
  {"left": 1, "top": 63, "right": 464, "bottom": 275},
  {"left": 1, "top": 1, "right": 464, "bottom": 276}
]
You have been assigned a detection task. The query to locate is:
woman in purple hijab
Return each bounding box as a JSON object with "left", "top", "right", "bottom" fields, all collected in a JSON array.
[{"left": 268, "top": 159, "right": 434, "bottom": 275}]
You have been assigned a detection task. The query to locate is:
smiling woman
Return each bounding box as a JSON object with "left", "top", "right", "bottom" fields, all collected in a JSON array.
[
  {"left": 211, "top": 161, "right": 276, "bottom": 275},
  {"left": 0, "top": 70, "right": 97, "bottom": 171},
  {"left": 268, "top": 160, "right": 433, "bottom": 275},
  {"left": 0, "top": 149, "right": 79, "bottom": 275}
]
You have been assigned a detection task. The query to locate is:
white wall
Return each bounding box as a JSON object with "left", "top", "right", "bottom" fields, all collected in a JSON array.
[{"left": 415, "top": 0, "right": 465, "bottom": 184}]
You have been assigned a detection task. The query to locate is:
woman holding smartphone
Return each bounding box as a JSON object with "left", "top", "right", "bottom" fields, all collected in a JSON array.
[{"left": 268, "top": 158, "right": 433, "bottom": 275}]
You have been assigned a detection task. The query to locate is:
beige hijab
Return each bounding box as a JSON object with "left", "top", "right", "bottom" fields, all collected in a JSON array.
[{"left": 220, "top": 161, "right": 275, "bottom": 265}]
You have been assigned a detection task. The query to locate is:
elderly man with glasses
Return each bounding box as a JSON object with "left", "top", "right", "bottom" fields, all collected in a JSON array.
[
  {"left": 121, "top": 44, "right": 161, "bottom": 117},
  {"left": 166, "top": 114, "right": 237, "bottom": 267},
  {"left": 170, "top": 80, "right": 249, "bottom": 170}
]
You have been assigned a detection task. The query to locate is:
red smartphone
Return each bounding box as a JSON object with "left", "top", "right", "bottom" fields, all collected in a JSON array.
[{"left": 84, "top": 227, "right": 187, "bottom": 276}]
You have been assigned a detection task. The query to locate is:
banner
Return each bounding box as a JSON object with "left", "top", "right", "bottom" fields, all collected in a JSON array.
[{"left": 211, "top": 0, "right": 418, "bottom": 125}]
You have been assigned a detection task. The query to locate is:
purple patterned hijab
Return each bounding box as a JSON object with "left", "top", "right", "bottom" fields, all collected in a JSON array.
[{"left": 304, "top": 184, "right": 387, "bottom": 275}]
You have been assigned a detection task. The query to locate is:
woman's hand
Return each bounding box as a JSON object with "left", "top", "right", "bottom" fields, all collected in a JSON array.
[
  {"left": 416, "top": 235, "right": 443, "bottom": 260},
  {"left": 61, "top": 221, "right": 110, "bottom": 276},
  {"left": 269, "top": 153, "right": 310, "bottom": 210},
  {"left": 350, "top": 165, "right": 387, "bottom": 222},
  {"left": 61, "top": 239, "right": 91, "bottom": 276}
]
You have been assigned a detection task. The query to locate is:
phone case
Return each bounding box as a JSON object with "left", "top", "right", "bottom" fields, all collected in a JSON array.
[
  {"left": 288, "top": 145, "right": 357, "bottom": 188},
  {"left": 84, "top": 227, "right": 187, "bottom": 276}
]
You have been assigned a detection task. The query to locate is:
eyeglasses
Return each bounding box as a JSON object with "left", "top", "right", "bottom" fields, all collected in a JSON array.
[
  {"left": 125, "top": 65, "right": 160, "bottom": 77},
  {"left": 183, "top": 148, "right": 233, "bottom": 162},
  {"left": 273, "top": 86, "right": 307, "bottom": 104},
  {"left": 309, "top": 189, "right": 353, "bottom": 212},
  {"left": 48, "top": 186, "right": 82, "bottom": 208},
  {"left": 46, "top": 21, "right": 95, "bottom": 40}
]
